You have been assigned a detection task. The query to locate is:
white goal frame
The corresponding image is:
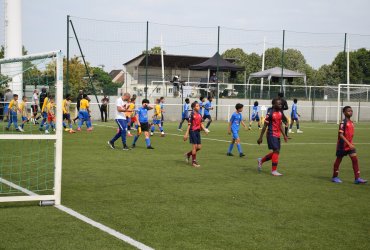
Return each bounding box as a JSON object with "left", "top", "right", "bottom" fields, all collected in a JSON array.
[
  {"left": 337, "top": 83, "right": 370, "bottom": 124},
  {"left": 0, "top": 51, "right": 63, "bottom": 205}
]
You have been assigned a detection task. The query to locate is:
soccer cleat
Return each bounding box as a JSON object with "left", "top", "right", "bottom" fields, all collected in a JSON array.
[
  {"left": 122, "top": 145, "right": 131, "bottom": 151},
  {"left": 161, "top": 131, "right": 165, "bottom": 137},
  {"left": 53, "top": 128, "right": 56, "bottom": 132},
  {"left": 239, "top": 153, "right": 246, "bottom": 158},
  {"left": 87, "top": 127, "right": 93, "bottom": 132},
  {"left": 257, "top": 158, "right": 262, "bottom": 173},
  {"left": 107, "top": 141, "right": 115, "bottom": 149},
  {"left": 288, "top": 129, "right": 292, "bottom": 133},
  {"left": 131, "top": 144, "right": 136, "bottom": 149},
  {"left": 258, "top": 127, "right": 262, "bottom": 130},
  {"left": 184, "top": 153, "right": 190, "bottom": 164},
  {"left": 69, "top": 129, "right": 76, "bottom": 134},
  {"left": 177, "top": 129, "right": 182, "bottom": 132},
  {"left": 354, "top": 178, "right": 367, "bottom": 184},
  {"left": 127, "top": 133, "right": 133, "bottom": 137},
  {"left": 248, "top": 127, "right": 251, "bottom": 130},
  {"left": 45, "top": 130, "right": 50, "bottom": 134},
  {"left": 147, "top": 146, "right": 155, "bottom": 149},
  {"left": 192, "top": 161, "right": 201, "bottom": 168},
  {"left": 5, "top": 127, "right": 9, "bottom": 131},
  {"left": 205, "top": 129, "right": 210, "bottom": 133},
  {"left": 332, "top": 177, "right": 342, "bottom": 183},
  {"left": 297, "top": 130, "right": 303, "bottom": 133},
  {"left": 17, "top": 126, "right": 24, "bottom": 132},
  {"left": 77, "top": 127, "right": 81, "bottom": 131},
  {"left": 64, "top": 128, "right": 70, "bottom": 132},
  {"left": 150, "top": 132, "right": 154, "bottom": 136},
  {"left": 39, "top": 127, "right": 43, "bottom": 131},
  {"left": 271, "top": 170, "right": 283, "bottom": 176},
  {"left": 226, "top": 152, "right": 234, "bottom": 156}
]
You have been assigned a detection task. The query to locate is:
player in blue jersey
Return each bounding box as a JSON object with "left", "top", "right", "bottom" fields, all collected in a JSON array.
[
  {"left": 178, "top": 98, "right": 190, "bottom": 131},
  {"left": 199, "top": 96, "right": 205, "bottom": 117},
  {"left": 203, "top": 96, "right": 213, "bottom": 132},
  {"left": 132, "top": 99, "right": 154, "bottom": 149},
  {"left": 289, "top": 99, "right": 303, "bottom": 134},
  {"left": 227, "top": 103, "right": 247, "bottom": 157},
  {"left": 248, "top": 101, "right": 261, "bottom": 130}
]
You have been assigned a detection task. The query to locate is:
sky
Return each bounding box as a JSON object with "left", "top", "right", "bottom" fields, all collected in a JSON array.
[{"left": 1, "top": 0, "right": 370, "bottom": 70}]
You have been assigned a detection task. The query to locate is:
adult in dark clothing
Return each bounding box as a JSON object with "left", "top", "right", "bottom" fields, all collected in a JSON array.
[
  {"left": 39, "top": 87, "right": 48, "bottom": 110},
  {"left": 0, "top": 92, "right": 4, "bottom": 121},
  {"left": 278, "top": 92, "right": 290, "bottom": 137},
  {"left": 73, "top": 90, "right": 84, "bottom": 123},
  {"left": 100, "top": 95, "right": 109, "bottom": 122}
]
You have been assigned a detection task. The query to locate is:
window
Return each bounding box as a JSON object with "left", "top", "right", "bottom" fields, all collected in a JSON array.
[
  {"left": 169, "top": 88, "right": 173, "bottom": 94},
  {"left": 156, "top": 88, "right": 161, "bottom": 93}
]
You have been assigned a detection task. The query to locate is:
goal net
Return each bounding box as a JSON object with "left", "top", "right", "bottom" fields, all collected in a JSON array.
[
  {"left": 337, "top": 84, "right": 370, "bottom": 124},
  {"left": 0, "top": 51, "right": 63, "bottom": 204}
]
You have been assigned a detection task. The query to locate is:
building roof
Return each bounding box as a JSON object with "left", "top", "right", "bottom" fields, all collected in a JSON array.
[
  {"left": 124, "top": 54, "right": 236, "bottom": 69},
  {"left": 189, "top": 52, "right": 244, "bottom": 71},
  {"left": 109, "top": 70, "right": 124, "bottom": 83},
  {"left": 109, "top": 70, "right": 123, "bottom": 79}
]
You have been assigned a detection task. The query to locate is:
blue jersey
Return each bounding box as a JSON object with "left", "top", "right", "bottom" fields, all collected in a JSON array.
[
  {"left": 137, "top": 107, "right": 149, "bottom": 123},
  {"left": 252, "top": 106, "right": 259, "bottom": 116},
  {"left": 183, "top": 103, "right": 190, "bottom": 118},
  {"left": 291, "top": 103, "right": 298, "bottom": 117},
  {"left": 230, "top": 112, "right": 243, "bottom": 131},
  {"left": 160, "top": 103, "right": 164, "bottom": 110},
  {"left": 204, "top": 101, "right": 212, "bottom": 116},
  {"left": 199, "top": 101, "right": 203, "bottom": 115}
]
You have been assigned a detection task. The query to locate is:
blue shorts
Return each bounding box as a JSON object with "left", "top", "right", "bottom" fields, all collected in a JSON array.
[
  {"left": 231, "top": 129, "right": 239, "bottom": 140},
  {"left": 63, "top": 113, "right": 71, "bottom": 120},
  {"left": 22, "top": 116, "right": 28, "bottom": 122},
  {"left": 203, "top": 114, "right": 211, "bottom": 120},
  {"left": 42, "top": 112, "right": 48, "bottom": 119},
  {"left": 79, "top": 110, "right": 89, "bottom": 120},
  {"left": 267, "top": 136, "right": 281, "bottom": 151},
  {"left": 291, "top": 115, "right": 298, "bottom": 121},
  {"left": 153, "top": 119, "right": 161, "bottom": 125},
  {"left": 251, "top": 114, "right": 260, "bottom": 121},
  {"left": 189, "top": 130, "right": 201, "bottom": 144}
]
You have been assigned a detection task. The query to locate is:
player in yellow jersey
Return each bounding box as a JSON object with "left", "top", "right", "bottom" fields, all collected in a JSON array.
[
  {"left": 150, "top": 98, "right": 165, "bottom": 136},
  {"left": 19, "top": 96, "right": 29, "bottom": 130},
  {"left": 62, "top": 94, "right": 75, "bottom": 133},
  {"left": 125, "top": 96, "right": 135, "bottom": 137},
  {"left": 6, "top": 94, "right": 23, "bottom": 132},
  {"left": 45, "top": 96, "right": 56, "bottom": 134},
  {"left": 77, "top": 94, "right": 92, "bottom": 131},
  {"left": 39, "top": 94, "right": 49, "bottom": 131}
]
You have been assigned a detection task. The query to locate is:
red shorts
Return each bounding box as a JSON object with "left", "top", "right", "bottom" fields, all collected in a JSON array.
[
  {"left": 48, "top": 114, "right": 55, "bottom": 122},
  {"left": 131, "top": 116, "right": 137, "bottom": 123}
]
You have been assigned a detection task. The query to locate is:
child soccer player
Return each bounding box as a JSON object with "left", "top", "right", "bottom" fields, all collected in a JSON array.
[
  {"left": 184, "top": 101, "right": 208, "bottom": 168},
  {"left": 19, "top": 96, "right": 29, "bottom": 129},
  {"left": 203, "top": 96, "right": 213, "bottom": 132},
  {"left": 77, "top": 94, "right": 92, "bottom": 131},
  {"left": 227, "top": 103, "right": 246, "bottom": 157},
  {"left": 257, "top": 98, "right": 288, "bottom": 176},
  {"left": 199, "top": 96, "right": 205, "bottom": 117},
  {"left": 39, "top": 94, "right": 49, "bottom": 131},
  {"left": 126, "top": 97, "right": 135, "bottom": 137},
  {"left": 132, "top": 99, "right": 155, "bottom": 149},
  {"left": 178, "top": 98, "right": 190, "bottom": 131},
  {"left": 63, "top": 94, "right": 75, "bottom": 133},
  {"left": 332, "top": 106, "right": 367, "bottom": 184},
  {"left": 129, "top": 96, "right": 137, "bottom": 133},
  {"left": 289, "top": 98, "right": 303, "bottom": 134},
  {"left": 45, "top": 96, "right": 56, "bottom": 134},
  {"left": 249, "top": 101, "right": 261, "bottom": 130},
  {"left": 5, "top": 94, "right": 23, "bottom": 132},
  {"left": 160, "top": 97, "right": 165, "bottom": 127},
  {"left": 150, "top": 98, "right": 165, "bottom": 136}
]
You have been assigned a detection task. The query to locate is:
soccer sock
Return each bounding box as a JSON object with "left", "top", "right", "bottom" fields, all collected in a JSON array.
[
  {"left": 78, "top": 119, "right": 82, "bottom": 128},
  {"left": 187, "top": 151, "right": 192, "bottom": 157},
  {"left": 350, "top": 155, "right": 360, "bottom": 179},
  {"left": 206, "top": 120, "right": 212, "bottom": 128},
  {"left": 285, "top": 126, "right": 288, "bottom": 135},
  {"left": 69, "top": 123, "right": 73, "bottom": 129},
  {"left": 133, "top": 135, "right": 139, "bottom": 145},
  {"left": 178, "top": 120, "right": 183, "bottom": 129},
  {"left": 333, "top": 157, "right": 342, "bottom": 177},
  {"left": 87, "top": 120, "right": 92, "bottom": 128},
  {"left": 289, "top": 123, "right": 293, "bottom": 129},
  {"left": 262, "top": 152, "right": 273, "bottom": 163},
  {"left": 297, "top": 123, "right": 300, "bottom": 130},
  {"left": 160, "top": 126, "right": 163, "bottom": 132},
  {"left": 40, "top": 119, "right": 45, "bottom": 128},
  {"left": 151, "top": 125, "right": 155, "bottom": 132},
  {"left": 21, "top": 123, "right": 24, "bottom": 129},
  {"left": 271, "top": 152, "right": 279, "bottom": 172},
  {"left": 45, "top": 123, "right": 50, "bottom": 130},
  {"left": 192, "top": 153, "right": 196, "bottom": 162},
  {"left": 63, "top": 122, "right": 66, "bottom": 128},
  {"left": 237, "top": 144, "right": 242, "bottom": 153},
  {"left": 145, "top": 138, "right": 151, "bottom": 147},
  {"left": 228, "top": 143, "right": 234, "bottom": 153},
  {"left": 258, "top": 123, "right": 261, "bottom": 128}
]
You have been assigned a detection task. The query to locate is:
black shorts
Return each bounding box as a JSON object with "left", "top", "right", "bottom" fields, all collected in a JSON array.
[
  {"left": 140, "top": 122, "right": 150, "bottom": 132},
  {"left": 31, "top": 105, "right": 38, "bottom": 113},
  {"left": 267, "top": 136, "right": 281, "bottom": 151},
  {"left": 63, "top": 113, "right": 71, "bottom": 120},
  {"left": 203, "top": 114, "right": 211, "bottom": 120},
  {"left": 189, "top": 130, "right": 201, "bottom": 144},
  {"left": 336, "top": 149, "right": 356, "bottom": 157}
]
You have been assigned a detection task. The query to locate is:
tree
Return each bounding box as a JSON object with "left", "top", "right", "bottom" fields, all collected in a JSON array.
[
  {"left": 143, "top": 46, "right": 166, "bottom": 55},
  {"left": 91, "top": 67, "right": 122, "bottom": 95}
]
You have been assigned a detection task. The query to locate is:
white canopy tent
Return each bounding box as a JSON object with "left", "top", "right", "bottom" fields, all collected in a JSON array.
[{"left": 247, "top": 67, "right": 307, "bottom": 98}]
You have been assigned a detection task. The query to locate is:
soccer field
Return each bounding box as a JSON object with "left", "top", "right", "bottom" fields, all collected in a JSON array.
[{"left": 1, "top": 121, "right": 370, "bottom": 249}]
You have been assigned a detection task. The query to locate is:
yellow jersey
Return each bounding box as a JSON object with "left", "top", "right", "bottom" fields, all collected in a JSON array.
[
  {"left": 80, "top": 99, "right": 89, "bottom": 110},
  {"left": 41, "top": 97, "right": 49, "bottom": 113},
  {"left": 129, "top": 103, "right": 136, "bottom": 117},
  {"left": 47, "top": 102, "right": 55, "bottom": 115},
  {"left": 63, "top": 99, "right": 71, "bottom": 114},
  {"left": 154, "top": 104, "right": 161, "bottom": 119},
  {"left": 19, "top": 101, "right": 27, "bottom": 117},
  {"left": 8, "top": 100, "right": 19, "bottom": 112},
  {"left": 125, "top": 102, "right": 135, "bottom": 117}
]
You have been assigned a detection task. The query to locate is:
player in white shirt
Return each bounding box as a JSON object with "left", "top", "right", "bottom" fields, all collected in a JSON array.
[
  {"left": 31, "top": 89, "right": 40, "bottom": 124},
  {"left": 107, "top": 93, "right": 132, "bottom": 150}
]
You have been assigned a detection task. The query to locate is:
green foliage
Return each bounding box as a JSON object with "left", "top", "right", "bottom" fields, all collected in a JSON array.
[
  {"left": 143, "top": 46, "right": 166, "bottom": 55},
  {"left": 91, "top": 67, "right": 122, "bottom": 95}
]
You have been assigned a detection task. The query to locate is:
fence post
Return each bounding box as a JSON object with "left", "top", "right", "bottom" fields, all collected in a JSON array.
[{"left": 325, "top": 106, "right": 328, "bottom": 123}]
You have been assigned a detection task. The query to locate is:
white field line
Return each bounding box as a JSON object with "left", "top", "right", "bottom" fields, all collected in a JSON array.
[
  {"left": 93, "top": 123, "right": 370, "bottom": 146},
  {"left": 0, "top": 178, "right": 154, "bottom": 250}
]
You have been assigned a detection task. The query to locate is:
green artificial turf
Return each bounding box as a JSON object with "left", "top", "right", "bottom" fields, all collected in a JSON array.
[{"left": 1, "top": 121, "right": 370, "bottom": 249}]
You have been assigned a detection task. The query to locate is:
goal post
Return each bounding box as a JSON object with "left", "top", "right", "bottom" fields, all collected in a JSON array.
[
  {"left": 0, "top": 50, "right": 63, "bottom": 205},
  {"left": 337, "top": 84, "right": 370, "bottom": 124}
]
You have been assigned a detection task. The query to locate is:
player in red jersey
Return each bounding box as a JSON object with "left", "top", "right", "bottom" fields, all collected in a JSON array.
[
  {"left": 332, "top": 106, "right": 367, "bottom": 184},
  {"left": 257, "top": 98, "right": 288, "bottom": 176},
  {"left": 183, "top": 101, "right": 208, "bottom": 168}
]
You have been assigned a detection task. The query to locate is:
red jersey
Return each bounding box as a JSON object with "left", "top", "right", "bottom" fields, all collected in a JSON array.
[
  {"left": 189, "top": 111, "right": 202, "bottom": 131},
  {"left": 337, "top": 118, "right": 354, "bottom": 151},
  {"left": 264, "top": 109, "right": 283, "bottom": 138}
]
